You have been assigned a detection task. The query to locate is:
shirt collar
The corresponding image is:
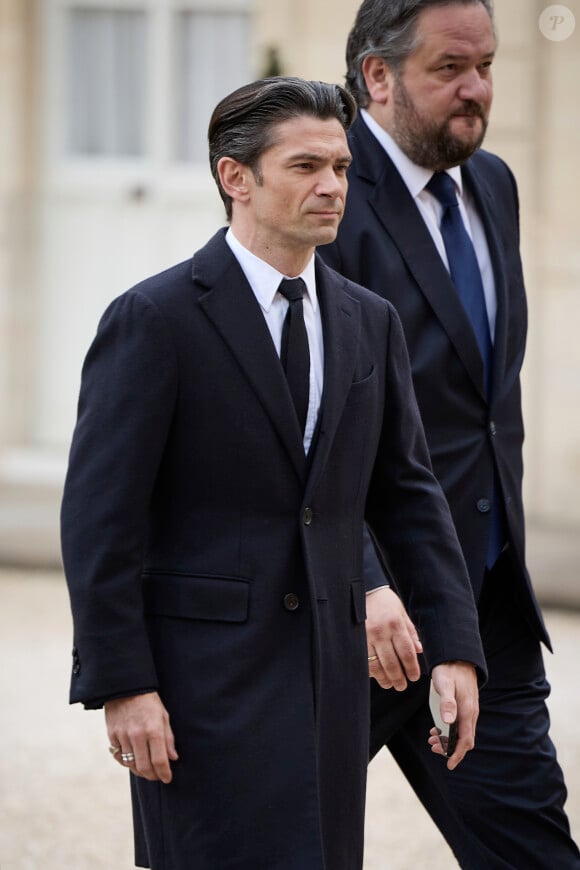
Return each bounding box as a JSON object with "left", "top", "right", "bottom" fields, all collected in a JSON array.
[
  {"left": 360, "top": 108, "right": 464, "bottom": 198},
  {"left": 226, "top": 228, "right": 318, "bottom": 313}
]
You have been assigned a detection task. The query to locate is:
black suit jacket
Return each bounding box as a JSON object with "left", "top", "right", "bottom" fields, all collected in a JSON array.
[
  {"left": 61, "top": 228, "right": 484, "bottom": 869},
  {"left": 321, "top": 115, "right": 549, "bottom": 648}
]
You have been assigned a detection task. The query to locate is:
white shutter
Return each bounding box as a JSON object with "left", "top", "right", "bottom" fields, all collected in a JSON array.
[
  {"left": 175, "top": 10, "right": 252, "bottom": 163},
  {"left": 67, "top": 8, "right": 147, "bottom": 157}
]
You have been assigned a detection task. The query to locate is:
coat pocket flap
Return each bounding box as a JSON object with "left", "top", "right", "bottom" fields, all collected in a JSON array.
[
  {"left": 350, "top": 579, "right": 366, "bottom": 624},
  {"left": 143, "top": 573, "right": 250, "bottom": 623}
]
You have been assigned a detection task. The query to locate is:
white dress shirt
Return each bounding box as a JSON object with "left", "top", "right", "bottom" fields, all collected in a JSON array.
[
  {"left": 225, "top": 228, "right": 324, "bottom": 452},
  {"left": 361, "top": 109, "right": 497, "bottom": 340}
]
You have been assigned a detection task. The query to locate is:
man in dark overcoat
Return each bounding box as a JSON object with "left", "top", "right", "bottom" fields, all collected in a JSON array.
[{"left": 61, "top": 76, "right": 484, "bottom": 870}]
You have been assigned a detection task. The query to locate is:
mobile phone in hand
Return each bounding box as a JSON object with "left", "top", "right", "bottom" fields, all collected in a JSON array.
[{"left": 429, "top": 680, "right": 459, "bottom": 757}]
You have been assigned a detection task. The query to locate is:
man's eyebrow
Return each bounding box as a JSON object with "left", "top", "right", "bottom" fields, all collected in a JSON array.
[
  {"left": 288, "top": 152, "right": 352, "bottom": 164},
  {"left": 435, "top": 49, "right": 496, "bottom": 63}
]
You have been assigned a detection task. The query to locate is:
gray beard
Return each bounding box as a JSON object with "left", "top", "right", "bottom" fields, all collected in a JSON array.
[{"left": 392, "top": 79, "right": 488, "bottom": 170}]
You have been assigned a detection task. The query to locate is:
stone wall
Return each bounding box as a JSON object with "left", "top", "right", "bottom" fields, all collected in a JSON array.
[{"left": 1, "top": 0, "right": 579, "bottom": 572}]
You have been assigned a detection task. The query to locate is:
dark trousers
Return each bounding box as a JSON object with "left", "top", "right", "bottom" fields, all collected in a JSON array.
[{"left": 370, "top": 553, "right": 580, "bottom": 869}]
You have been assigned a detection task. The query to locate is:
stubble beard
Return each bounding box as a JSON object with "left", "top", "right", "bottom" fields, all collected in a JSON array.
[{"left": 391, "top": 75, "right": 489, "bottom": 170}]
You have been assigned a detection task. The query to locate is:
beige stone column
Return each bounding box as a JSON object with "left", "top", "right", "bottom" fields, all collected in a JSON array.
[
  {"left": 490, "top": 0, "right": 580, "bottom": 526},
  {"left": 255, "top": 0, "right": 360, "bottom": 84},
  {"left": 0, "top": 0, "right": 39, "bottom": 448}
]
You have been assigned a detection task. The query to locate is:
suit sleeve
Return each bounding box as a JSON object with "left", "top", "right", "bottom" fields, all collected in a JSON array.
[
  {"left": 366, "top": 305, "right": 486, "bottom": 678},
  {"left": 61, "top": 290, "right": 178, "bottom": 706}
]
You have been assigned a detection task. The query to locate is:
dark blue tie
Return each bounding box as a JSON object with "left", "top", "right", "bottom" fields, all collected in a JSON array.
[
  {"left": 426, "top": 172, "right": 492, "bottom": 394},
  {"left": 427, "top": 173, "right": 502, "bottom": 570},
  {"left": 278, "top": 277, "right": 310, "bottom": 435}
]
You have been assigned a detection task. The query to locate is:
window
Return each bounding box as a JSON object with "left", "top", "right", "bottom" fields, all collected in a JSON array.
[
  {"left": 66, "top": 8, "right": 147, "bottom": 157},
  {"left": 58, "top": 2, "right": 253, "bottom": 165},
  {"left": 175, "top": 11, "right": 252, "bottom": 162}
]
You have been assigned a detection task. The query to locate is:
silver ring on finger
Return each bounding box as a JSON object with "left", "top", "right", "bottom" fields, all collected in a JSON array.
[{"left": 121, "top": 752, "right": 135, "bottom": 763}]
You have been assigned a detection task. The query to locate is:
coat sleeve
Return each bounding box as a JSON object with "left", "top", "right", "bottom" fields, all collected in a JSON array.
[
  {"left": 362, "top": 524, "right": 392, "bottom": 592},
  {"left": 61, "top": 290, "right": 178, "bottom": 705},
  {"left": 365, "top": 304, "right": 486, "bottom": 679}
]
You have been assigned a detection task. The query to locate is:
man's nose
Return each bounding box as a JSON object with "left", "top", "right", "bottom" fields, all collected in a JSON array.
[
  {"left": 316, "top": 167, "right": 344, "bottom": 197},
  {"left": 457, "top": 69, "right": 491, "bottom": 104}
]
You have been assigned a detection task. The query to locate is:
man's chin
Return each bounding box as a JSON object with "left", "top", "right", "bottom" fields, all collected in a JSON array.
[
  {"left": 310, "top": 224, "right": 340, "bottom": 247},
  {"left": 448, "top": 116, "right": 485, "bottom": 143},
  {"left": 439, "top": 126, "right": 486, "bottom": 165}
]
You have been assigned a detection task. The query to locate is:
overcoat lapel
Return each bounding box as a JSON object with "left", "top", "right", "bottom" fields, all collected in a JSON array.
[
  {"left": 194, "top": 231, "right": 307, "bottom": 485},
  {"left": 304, "top": 259, "right": 360, "bottom": 499},
  {"left": 352, "top": 121, "right": 487, "bottom": 400}
]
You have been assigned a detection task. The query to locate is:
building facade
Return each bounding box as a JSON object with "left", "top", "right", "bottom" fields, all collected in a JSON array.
[{"left": 1, "top": 0, "right": 579, "bottom": 576}]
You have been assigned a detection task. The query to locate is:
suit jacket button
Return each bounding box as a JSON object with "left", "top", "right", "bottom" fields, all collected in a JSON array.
[
  {"left": 72, "top": 648, "right": 81, "bottom": 675},
  {"left": 303, "top": 507, "right": 313, "bottom": 525},
  {"left": 489, "top": 421, "right": 497, "bottom": 436},
  {"left": 477, "top": 498, "right": 491, "bottom": 513},
  {"left": 284, "top": 593, "right": 300, "bottom": 611}
]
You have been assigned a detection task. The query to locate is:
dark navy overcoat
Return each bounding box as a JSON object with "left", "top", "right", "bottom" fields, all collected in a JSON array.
[{"left": 61, "top": 229, "right": 484, "bottom": 869}]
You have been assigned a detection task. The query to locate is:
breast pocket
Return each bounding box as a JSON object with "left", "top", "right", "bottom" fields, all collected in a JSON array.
[{"left": 345, "top": 365, "right": 377, "bottom": 408}]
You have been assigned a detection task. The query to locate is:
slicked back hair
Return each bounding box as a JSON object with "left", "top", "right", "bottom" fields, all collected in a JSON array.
[
  {"left": 208, "top": 76, "right": 357, "bottom": 221},
  {"left": 345, "top": 0, "right": 495, "bottom": 107}
]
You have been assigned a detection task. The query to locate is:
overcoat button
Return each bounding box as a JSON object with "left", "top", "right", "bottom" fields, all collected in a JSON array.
[
  {"left": 477, "top": 498, "right": 491, "bottom": 513},
  {"left": 489, "top": 421, "right": 497, "bottom": 436},
  {"left": 284, "top": 593, "right": 300, "bottom": 611},
  {"left": 303, "top": 507, "right": 313, "bottom": 525}
]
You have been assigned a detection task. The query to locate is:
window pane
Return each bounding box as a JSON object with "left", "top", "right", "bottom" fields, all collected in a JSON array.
[
  {"left": 175, "top": 11, "right": 252, "bottom": 163},
  {"left": 67, "top": 9, "right": 147, "bottom": 156}
]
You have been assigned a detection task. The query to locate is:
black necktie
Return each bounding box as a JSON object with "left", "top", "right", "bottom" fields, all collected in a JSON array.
[
  {"left": 427, "top": 172, "right": 502, "bottom": 570},
  {"left": 426, "top": 172, "right": 492, "bottom": 394},
  {"left": 278, "top": 277, "right": 310, "bottom": 435}
]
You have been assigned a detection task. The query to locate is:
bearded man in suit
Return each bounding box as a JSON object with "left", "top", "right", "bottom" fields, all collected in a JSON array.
[
  {"left": 320, "top": 2, "right": 580, "bottom": 867},
  {"left": 61, "top": 76, "right": 485, "bottom": 869}
]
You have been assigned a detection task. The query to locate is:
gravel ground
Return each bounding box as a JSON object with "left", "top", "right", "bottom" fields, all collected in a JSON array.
[{"left": 1, "top": 569, "right": 578, "bottom": 869}]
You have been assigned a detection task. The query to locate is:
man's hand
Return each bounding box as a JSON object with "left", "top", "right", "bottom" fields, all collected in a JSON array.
[
  {"left": 429, "top": 661, "right": 479, "bottom": 770},
  {"left": 366, "top": 586, "right": 423, "bottom": 690},
  {"left": 105, "top": 691, "right": 178, "bottom": 783}
]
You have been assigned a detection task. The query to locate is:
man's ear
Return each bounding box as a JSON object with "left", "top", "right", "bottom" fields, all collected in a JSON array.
[
  {"left": 217, "top": 157, "right": 251, "bottom": 204},
  {"left": 362, "top": 56, "right": 394, "bottom": 104}
]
